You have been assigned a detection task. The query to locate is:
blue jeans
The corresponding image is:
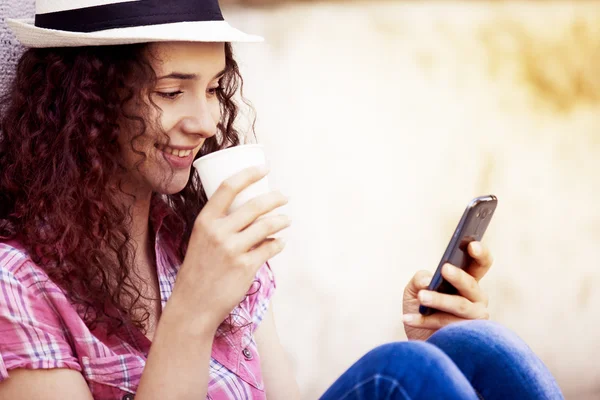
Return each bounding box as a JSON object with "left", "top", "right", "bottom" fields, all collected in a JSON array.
[{"left": 320, "top": 320, "right": 564, "bottom": 400}]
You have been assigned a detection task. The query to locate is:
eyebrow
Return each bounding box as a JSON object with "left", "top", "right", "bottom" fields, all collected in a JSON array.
[{"left": 157, "top": 68, "right": 227, "bottom": 81}]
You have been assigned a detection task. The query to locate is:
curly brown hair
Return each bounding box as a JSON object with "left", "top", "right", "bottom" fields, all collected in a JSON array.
[{"left": 0, "top": 43, "right": 249, "bottom": 335}]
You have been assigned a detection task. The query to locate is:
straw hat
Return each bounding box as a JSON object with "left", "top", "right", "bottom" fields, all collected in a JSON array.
[{"left": 6, "top": 0, "right": 263, "bottom": 48}]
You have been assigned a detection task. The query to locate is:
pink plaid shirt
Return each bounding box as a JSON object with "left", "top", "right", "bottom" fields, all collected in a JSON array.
[{"left": 0, "top": 213, "right": 275, "bottom": 399}]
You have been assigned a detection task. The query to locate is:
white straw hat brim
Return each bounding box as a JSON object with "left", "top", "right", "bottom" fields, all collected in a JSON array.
[{"left": 6, "top": 18, "right": 263, "bottom": 48}]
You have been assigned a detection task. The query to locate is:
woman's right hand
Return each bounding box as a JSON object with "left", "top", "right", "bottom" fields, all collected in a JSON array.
[{"left": 170, "top": 165, "right": 290, "bottom": 333}]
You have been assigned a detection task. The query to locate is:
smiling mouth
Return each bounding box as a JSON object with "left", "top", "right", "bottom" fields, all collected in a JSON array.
[{"left": 155, "top": 144, "right": 194, "bottom": 158}]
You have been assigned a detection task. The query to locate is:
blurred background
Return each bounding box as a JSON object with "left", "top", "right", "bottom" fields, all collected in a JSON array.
[
  {"left": 222, "top": 1, "right": 600, "bottom": 399},
  {"left": 2, "top": 1, "right": 600, "bottom": 399}
]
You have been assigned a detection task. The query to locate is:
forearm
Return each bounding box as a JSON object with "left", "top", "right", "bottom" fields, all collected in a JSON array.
[
  {"left": 261, "top": 341, "right": 300, "bottom": 400},
  {"left": 135, "top": 296, "right": 216, "bottom": 400},
  {"left": 255, "top": 306, "right": 301, "bottom": 400}
]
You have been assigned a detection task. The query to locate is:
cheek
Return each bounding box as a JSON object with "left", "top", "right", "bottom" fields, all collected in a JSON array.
[
  {"left": 154, "top": 99, "right": 221, "bottom": 133},
  {"left": 118, "top": 129, "right": 150, "bottom": 164},
  {"left": 157, "top": 108, "right": 177, "bottom": 133},
  {"left": 210, "top": 100, "right": 222, "bottom": 124}
]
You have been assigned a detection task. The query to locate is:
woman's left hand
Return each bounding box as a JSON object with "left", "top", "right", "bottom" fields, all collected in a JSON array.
[{"left": 402, "top": 241, "right": 493, "bottom": 341}]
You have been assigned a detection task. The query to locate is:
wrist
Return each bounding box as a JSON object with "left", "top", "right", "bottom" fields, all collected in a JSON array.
[{"left": 160, "top": 290, "right": 219, "bottom": 341}]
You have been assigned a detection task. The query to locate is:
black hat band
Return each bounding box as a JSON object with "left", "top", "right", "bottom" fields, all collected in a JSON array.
[{"left": 35, "top": 0, "right": 224, "bottom": 33}]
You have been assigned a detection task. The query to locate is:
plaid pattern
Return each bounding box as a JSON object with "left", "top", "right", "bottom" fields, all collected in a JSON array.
[{"left": 0, "top": 215, "right": 275, "bottom": 399}]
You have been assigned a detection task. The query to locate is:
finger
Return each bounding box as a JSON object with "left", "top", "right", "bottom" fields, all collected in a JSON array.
[
  {"left": 226, "top": 190, "right": 289, "bottom": 232},
  {"left": 466, "top": 241, "right": 493, "bottom": 281},
  {"left": 202, "top": 165, "right": 270, "bottom": 217},
  {"left": 247, "top": 237, "right": 286, "bottom": 267},
  {"left": 404, "top": 270, "right": 433, "bottom": 297},
  {"left": 441, "top": 263, "right": 487, "bottom": 304},
  {"left": 237, "top": 215, "right": 292, "bottom": 251},
  {"left": 418, "top": 290, "right": 488, "bottom": 320},
  {"left": 403, "top": 312, "right": 469, "bottom": 330}
]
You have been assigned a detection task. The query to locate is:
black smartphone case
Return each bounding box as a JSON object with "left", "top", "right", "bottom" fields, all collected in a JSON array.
[{"left": 419, "top": 195, "right": 497, "bottom": 316}]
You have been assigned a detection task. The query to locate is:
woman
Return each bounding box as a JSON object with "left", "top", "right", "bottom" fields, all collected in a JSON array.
[{"left": 0, "top": 1, "right": 563, "bottom": 399}]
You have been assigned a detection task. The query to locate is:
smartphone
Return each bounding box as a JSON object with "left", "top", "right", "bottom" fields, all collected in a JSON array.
[{"left": 419, "top": 195, "right": 498, "bottom": 316}]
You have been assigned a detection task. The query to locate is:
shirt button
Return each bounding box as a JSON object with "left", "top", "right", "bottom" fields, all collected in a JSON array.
[
  {"left": 242, "top": 348, "right": 253, "bottom": 360},
  {"left": 122, "top": 394, "right": 135, "bottom": 400}
]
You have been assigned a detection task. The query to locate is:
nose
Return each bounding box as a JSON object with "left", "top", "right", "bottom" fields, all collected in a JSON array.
[{"left": 179, "top": 99, "right": 218, "bottom": 139}]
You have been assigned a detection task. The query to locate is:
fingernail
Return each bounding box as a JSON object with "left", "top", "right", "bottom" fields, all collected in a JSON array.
[
  {"left": 471, "top": 242, "right": 482, "bottom": 256},
  {"left": 419, "top": 291, "right": 432, "bottom": 305},
  {"left": 444, "top": 263, "right": 456, "bottom": 277},
  {"left": 403, "top": 314, "right": 415, "bottom": 323},
  {"left": 420, "top": 277, "right": 431, "bottom": 288},
  {"left": 258, "top": 165, "right": 270, "bottom": 174}
]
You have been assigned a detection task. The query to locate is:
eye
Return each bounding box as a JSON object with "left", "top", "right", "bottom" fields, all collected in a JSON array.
[
  {"left": 155, "top": 91, "right": 183, "bottom": 100},
  {"left": 207, "top": 86, "right": 223, "bottom": 96}
]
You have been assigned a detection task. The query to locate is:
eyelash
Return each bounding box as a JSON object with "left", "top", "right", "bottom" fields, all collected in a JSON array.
[
  {"left": 156, "top": 91, "right": 183, "bottom": 100},
  {"left": 208, "top": 86, "right": 223, "bottom": 96},
  {"left": 155, "top": 86, "right": 223, "bottom": 100}
]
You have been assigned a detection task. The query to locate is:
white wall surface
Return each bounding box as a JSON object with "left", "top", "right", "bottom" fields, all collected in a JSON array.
[{"left": 227, "top": 2, "right": 600, "bottom": 399}]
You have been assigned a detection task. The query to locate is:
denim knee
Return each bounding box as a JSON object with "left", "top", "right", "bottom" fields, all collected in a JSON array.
[
  {"left": 426, "top": 318, "right": 564, "bottom": 399},
  {"left": 320, "top": 341, "right": 481, "bottom": 400},
  {"left": 360, "top": 341, "right": 458, "bottom": 379},
  {"left": 426, "top": 319, "right": 546, "bottom": 379},
  {"left": 428, "top": 320, "right": 529, "bottom": 356},
  {"left": 351, "top": 341, "right": 479, "bottom": 399}
]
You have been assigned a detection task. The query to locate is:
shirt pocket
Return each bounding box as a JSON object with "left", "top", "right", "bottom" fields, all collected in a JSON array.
[{"left": 81, "top": 353, "right": 146, "bottom": 398}]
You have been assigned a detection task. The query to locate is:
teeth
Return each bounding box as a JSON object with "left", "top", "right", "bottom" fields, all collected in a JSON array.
[{"left": 157, "top": 144, "right": 193, "bottom": 158}]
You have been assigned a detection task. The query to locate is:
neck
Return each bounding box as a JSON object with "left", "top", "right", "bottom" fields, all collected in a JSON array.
[
  {"left": 130, "top": 192, "right": 153, "bottom": 254},
  {"left": 117, "top": 182, "right": 154, "bottom": 262}
]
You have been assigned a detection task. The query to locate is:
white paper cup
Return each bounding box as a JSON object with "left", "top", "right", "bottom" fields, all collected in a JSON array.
[{"left": 193, "top": 144, "right": 286, "bottom": 238}]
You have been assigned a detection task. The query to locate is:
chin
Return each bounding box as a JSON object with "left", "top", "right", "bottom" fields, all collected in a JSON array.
[
  {"left": 152, "top": 172, "right": 191, "bottom": 195},
  {"left": 144, "top": 161, "right": 196, "bottom": 194},
  {"left": 162, "top": 181, "right": 190, "bottom": 195}
]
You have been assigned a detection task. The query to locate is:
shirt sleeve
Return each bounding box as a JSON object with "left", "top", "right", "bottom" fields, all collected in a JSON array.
[
  {"left": 247, "top": 262, "right": 276, "bottom": 332},
  {"left": 0, "top": 258, "right": 81, "bottom": 380}
]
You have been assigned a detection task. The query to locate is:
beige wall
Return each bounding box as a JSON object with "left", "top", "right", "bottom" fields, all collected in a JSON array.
[{"left": 225, "top": 2, "right": 600, "bottom": 399}]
